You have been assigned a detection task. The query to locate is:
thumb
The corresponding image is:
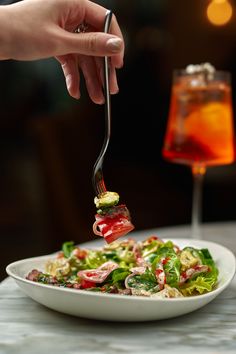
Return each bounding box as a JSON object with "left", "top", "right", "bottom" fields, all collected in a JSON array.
[{"left": 59, "top": 31, "right": 124, "bottom": 57}]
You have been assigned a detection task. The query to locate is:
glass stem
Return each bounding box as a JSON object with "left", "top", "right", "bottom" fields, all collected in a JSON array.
[{"left": 191, "top": 165, "right": 206, "bottom": 239}]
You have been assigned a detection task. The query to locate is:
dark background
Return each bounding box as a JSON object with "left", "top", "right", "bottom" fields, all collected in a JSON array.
[{"left": 1, "top": 0, "right": 236, "bottom": 280}]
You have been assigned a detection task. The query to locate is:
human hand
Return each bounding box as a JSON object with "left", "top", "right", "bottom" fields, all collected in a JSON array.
[{"left": 0, "top": 0, "right": 124, "bottom": 103}]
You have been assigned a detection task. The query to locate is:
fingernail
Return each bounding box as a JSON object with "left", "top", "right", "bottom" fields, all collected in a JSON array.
[
  {"left": 74, "top": 91, "right": 80, "bottom": 100},
  {"left": 116, "top": 61, "right": 124, "bottom": 69},
  {"left": 97, "top": 97, "right": 105, "bottom": 105},
  {"left": 111, "top": 88, "right": 119, "bottom": 95},
  {"left": 106, "top": 38, "right": 123, "bottom": 53}
]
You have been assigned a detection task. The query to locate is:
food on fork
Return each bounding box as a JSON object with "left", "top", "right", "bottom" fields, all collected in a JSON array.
[
  {"left": 94, "top": 191, "right": 120, "bottom": 209},
  {"left": 93, "top": 191, "right": 135, "bottom": 244}
]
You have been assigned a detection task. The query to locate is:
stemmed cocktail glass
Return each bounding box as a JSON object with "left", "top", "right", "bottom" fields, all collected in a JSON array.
[{"left": 162, "top": 64, "right": 235, "bottom": 239}]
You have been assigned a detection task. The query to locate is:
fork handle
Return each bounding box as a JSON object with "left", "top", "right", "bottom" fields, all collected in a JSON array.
[
  {"left": 103, "top": 10, "right": 112, "bottom": 158},
  {"left": 92, "top": 10, "right": 113, "bottom": 195}
]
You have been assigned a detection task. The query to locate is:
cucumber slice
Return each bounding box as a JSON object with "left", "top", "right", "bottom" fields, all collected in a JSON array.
[{"left": 94, "top": 191, "right": 120, "bottom": 209}]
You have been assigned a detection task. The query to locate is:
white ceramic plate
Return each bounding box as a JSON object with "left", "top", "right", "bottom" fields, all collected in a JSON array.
[{"left": 6, "top": 238, "right": 236, "bottom": 322}]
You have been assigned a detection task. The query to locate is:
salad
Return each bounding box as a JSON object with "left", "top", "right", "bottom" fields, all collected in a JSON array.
[
  {"left": 26, "top": 236, "right": 218, "bottom": 298},
  {"left": 93, "top": 191, "right": 134, "bottom": 243}
]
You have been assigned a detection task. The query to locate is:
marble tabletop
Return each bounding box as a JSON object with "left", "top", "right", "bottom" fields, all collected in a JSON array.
[{"left": 1, "top": 222, "right": 236, "bottom": 354}]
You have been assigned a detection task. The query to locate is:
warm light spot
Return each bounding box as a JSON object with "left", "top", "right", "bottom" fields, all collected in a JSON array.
[{"left": 207, "top": 0, "right": 233, "bottom": 26}]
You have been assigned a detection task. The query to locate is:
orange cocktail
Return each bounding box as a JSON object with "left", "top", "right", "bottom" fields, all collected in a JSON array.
[
  {"left": 162, "top": 66, "right": 235, "bottom": 239},
  {"left": 163, "top": 75, "right": 235, "bottom": 167}
]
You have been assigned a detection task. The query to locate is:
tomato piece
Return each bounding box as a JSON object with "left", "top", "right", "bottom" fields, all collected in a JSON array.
[
  {"left": 162, "top": 257, "right": 170, "bottom": 265},
  {"left": 147, "top": 236, "right": 158, "bottom": 243},
  {"left": 80, "top": 279, "right": 96, "bottom": 289},
  {"left": 85, "top": 271, "right": 100, "bottom": 277},
  {"left": 97, "top": 214, "right": 134, "bottom": 244},
  {"left": 73, "top": 248, "right": 87, "bottom": 259},
  {"left": 104, "top": 221, "right": 135, "bottom": 244},
  {"left": 155, "top": 269, "right": 163, "bottom": 276},
  {"left": 93, "top": 204, "right": 134, "bottom": 244}
]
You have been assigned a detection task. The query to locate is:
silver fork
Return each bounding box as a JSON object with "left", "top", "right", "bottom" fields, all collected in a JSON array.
[{"left": 92, "top": 10, "right": 113, "bottom": 196}]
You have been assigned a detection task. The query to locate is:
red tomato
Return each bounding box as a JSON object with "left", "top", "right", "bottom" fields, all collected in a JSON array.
[
  {"left": 101, "top": 215, "right": 134, "bottom": 244},
  {"left": 80, "top": 279, "right": 96, "bottom": 289},
  {"left": 73, "top": 248, "right": 87, "bottom": 259},
  {"left": 104, "top": 222, "right": 135, "bottom": 243},
  {"left": 162, "top": 257, "right": 170, "bottom": 265},
  {"left": 93, "top": 204, "right": 134, "bottom": 244},
  {"left": 147, "top": 236, "right": 158, "bottom": 242}
]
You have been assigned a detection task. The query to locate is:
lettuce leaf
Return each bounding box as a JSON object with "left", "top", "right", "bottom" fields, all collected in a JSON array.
[
  {"left": 164, "top": 255, "right": 181, "bottom": 287},
  {"left": 180, "top": 248, "right": 219, "bottom": 296},
  {"left": 84, "top": 250, "right": 106, "bottom": 269},
  {"left": 118, "top": 250, "right": 135, "bottom": 265},
  {"left": 62, "top": 241, "right": 75, "bottom": 258},
  {"left": 111, "top": 268, "right": 130, "bottom": 285},
  {"left": 104, "top": 250, "right": 120, "bottom": 262},
  {"left": 127, "top": 268, "right": 157, "bottom": 291},
  {"left": 162, "top": 240, "right": 175, "bottom": 249},
  {"left": 151, "top": 246, "right": 181, "bottom": 287},
  {"left": 180, "top": 274, "right": 217, "bottom": 296},
  {"left": 198, "top": 248, "right": 219, "bottom": 280}
]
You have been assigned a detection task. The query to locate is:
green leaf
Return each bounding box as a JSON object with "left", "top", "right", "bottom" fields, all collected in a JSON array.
[
  {"left": 144, "top": 253, "right": 158, "bottom": 264},
  {"left": 151, "top": 246, "right": 180, "bottom": 287},
  {"left": 198, "top": 248, "right": 219, "bottom": 278},
  {"left": 37, "top": 273, "right": 51, "bottom": 284},
  {"left": 152, "top": 246, "right": 175, "bottom": 268},
  {"left": 85, "top": 250, "right": 106, "bottom": 269},
  {"left": 62, "top": 241, "right": 75, "bottom": 258},
  {"left": 180, "top": 275, "right": 217, "bottom": 296},
  {"left": 127, "top": 268, "right": 157, "bottom": 291},
  {"left": 118, "top": 250, "right": 135, "bottom": 265},
  {"left": 164, "top": 255, "right": 181, "bottom": 287},
  {"left": 200, "top": 248, "right": 212, "bottom": 260},
  {"left": 111, "top": 268, "right": 130, "bottom": 285},
  {"left": 163, "top": 240, "right": 174, "bottom": 249},
  {"left": 104, "top": 251, "right": 120, "bottom": 262}
]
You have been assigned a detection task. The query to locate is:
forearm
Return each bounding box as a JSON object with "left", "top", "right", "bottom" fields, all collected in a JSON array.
[{"left": 0, "top": 5, "right": 13, "bottom": 60}]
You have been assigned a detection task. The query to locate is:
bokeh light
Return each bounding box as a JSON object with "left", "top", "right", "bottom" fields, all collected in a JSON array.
[{"left": 207, "top": 0, "right": 233, "bottom": 26}]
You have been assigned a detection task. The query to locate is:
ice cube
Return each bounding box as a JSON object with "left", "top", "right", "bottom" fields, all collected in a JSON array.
[{"left": 185, "top": 62, "right": 215, "bottom": 75}]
